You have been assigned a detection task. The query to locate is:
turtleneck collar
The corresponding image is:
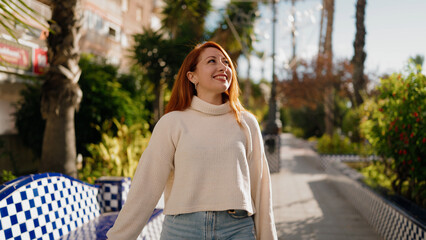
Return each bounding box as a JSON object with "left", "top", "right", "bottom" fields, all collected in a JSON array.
[{"left": 190, "top": 96, "right": 232, "bottom": 116}]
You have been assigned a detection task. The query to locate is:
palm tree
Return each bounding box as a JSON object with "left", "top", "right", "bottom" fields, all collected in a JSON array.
[
  {"left": 161, "top": 0, "right": 211, "bottom": 41},
  {"left": 318, "top": 0, "right": 335, "bottom": 136},
  {"left": 40, "top": 0, "right": 82, "bottom": 177},
  {"left": 0, "top": 0, "right": 49, "bottom": 40},
  {"left": 210, "top": 1, "right": 259, "bottom": 107},
  {"left": 410, "top": 54, "right": 424, "bottom": 73},
  {"left": 211, "top": 1, "right": 258, "bottom": 62},
  {"left": 135, "top": 0, "right": 212, "bottom": 123},
  {"left": 352, "top": 0, "right": 367, "bottom": 106}
]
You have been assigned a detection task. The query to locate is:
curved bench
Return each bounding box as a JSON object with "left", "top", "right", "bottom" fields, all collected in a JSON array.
[{"left": 0, "top": 173, "right": 164, "bottom": 240}]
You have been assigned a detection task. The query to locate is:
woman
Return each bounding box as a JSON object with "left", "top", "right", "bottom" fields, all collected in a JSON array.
[{"left": 107, "top": 41, "right": 277, "bottom": 240}]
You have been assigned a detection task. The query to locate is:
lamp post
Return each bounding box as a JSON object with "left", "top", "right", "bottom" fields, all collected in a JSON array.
[{"left": 263, "top": 0, "right": 282, "bottom": 173}]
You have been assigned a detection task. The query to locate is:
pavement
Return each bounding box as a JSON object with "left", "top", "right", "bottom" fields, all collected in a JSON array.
[{"left": 271, "top": 134, "right": 380, "bottom": 240}]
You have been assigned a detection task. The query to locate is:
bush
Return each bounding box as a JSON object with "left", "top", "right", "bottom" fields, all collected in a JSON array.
[
  {"left": 316, "top": 132, "right": 373, "bottom": 155},
  {"left": 78, "top": 119, "right": 151, "bottom": 184},
  {"left": 14, "top": 55, "right": 152, "bottom": 159},
  {"left": 361, "top": 67, "right": 426, "bottom": 207}
]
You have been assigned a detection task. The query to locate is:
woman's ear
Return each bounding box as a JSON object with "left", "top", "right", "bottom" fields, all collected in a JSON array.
[{"left": 187, "top": 71, "right": 196, "bottom": 84}]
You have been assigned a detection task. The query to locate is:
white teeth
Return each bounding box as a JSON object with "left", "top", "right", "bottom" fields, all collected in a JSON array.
[{"left": 215, "top": 76, "right": 227, "bottom": 80}]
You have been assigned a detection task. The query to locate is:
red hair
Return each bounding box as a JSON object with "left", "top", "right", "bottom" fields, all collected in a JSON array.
[{"left": 165, "top": 41, "right": 245, "bottom": 124}]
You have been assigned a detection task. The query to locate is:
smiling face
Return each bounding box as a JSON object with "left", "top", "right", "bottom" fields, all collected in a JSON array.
[{"left": 186, "top": 47, "right": 233, "bottom": 104}]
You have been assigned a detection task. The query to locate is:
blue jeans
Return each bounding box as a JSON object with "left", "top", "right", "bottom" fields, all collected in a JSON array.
[{"left": 160, "top": 210, "right": 256, "bottom": 240}]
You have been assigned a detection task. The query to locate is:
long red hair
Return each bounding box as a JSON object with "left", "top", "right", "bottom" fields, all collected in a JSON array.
[{"left": 165, "top": 41, "right": 245, "bottom": 124}]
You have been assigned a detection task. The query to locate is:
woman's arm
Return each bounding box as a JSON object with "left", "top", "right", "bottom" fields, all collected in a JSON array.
[
  {"left": 244, "top": 113, "right": 278, "bottom": 240},
  {"left": 107, "top": 114, "right": 177, "bottom": 240}
]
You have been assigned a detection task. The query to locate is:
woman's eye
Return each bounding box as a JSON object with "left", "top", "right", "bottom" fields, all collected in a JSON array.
[{"left": 208, "top": 59, "right": 215, "bottom": 63}]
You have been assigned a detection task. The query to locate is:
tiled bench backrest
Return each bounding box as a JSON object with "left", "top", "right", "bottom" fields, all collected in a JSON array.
[
  {"left": 95, "top": 176, "right": 131, "bottom": 213},
  {"left": 0, "top": 173, "right": 101, "bottom": 240}
]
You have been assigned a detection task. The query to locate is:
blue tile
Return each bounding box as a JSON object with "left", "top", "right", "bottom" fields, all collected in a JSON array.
[
  {"left": 53, "top": 184, "right": 58, "bottom": 191},
  {"left": 15, "top": 235, "right": 22, "bottom": 240},
  {"left": 15, "top": 203, "right": 23, "bottom": 212},
  {"left": 49, "top": 232, "right": 54, "bottom": 239},
  {"left": 33, "top": 189, "right": 39, "bottom": 197},
  {"left": 20, "top": 191, "right": 27, "bottom": 201},
  {"left": 29, "top": 230, "right": 36, "bottom": 239},
  {"left": 29, "top": 199, "right": 35, "bottom": 208},
  {"left": 4, "top": 228, "right": 12, "bottom": 238},
  {"left": 41, "top": 196, "right": 46, "bottom": 204},
  {"left": 51, "top": 193, "right": 55, "bottom": 201},
  {"left": 6, "top": 196, "right": 13, "bottom": 205},
  {"left": 0, "top": 207, "right": 8, "bottom": 217},
  {"left": 48, "top": 204, "right": 52, "bottom": 212},
  {"left": 25, "top": 210, "right": 31, "bottom": 220},
  {"left": 52, "top": 221, "right": 56, "bottom": 230},
  {"left": 34, "top": 219, "right": 39, "bottom": 228},
  {"left": 19, "top": 223, "right": 27, "bottom": 233},
  {"left": 41, "top": 226, "right": 47, "bottom": 234},
  {"left": 55, "top": 211, "right": 59, "bottom": 219},
  {"left": 45, "top": 214, "right": 50, "bottom": 223},
  {"left": 11, "top": 215, "right": 17, "bottom": 225},
  {"left": 37, "top": 207, "right": 42, "bottom": 215}
]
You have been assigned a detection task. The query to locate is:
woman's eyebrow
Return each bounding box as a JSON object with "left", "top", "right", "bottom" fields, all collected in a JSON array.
[{"left": 202, "top": 55, "right": 217, "bottom": 61}]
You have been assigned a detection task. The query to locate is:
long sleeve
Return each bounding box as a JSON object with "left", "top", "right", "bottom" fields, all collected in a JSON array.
[
  {"left": 244, "top": 113, "right": 278, "bottom": 240},
  {"left": 107, "top": 114, "right": 177, "bottom": 240}
]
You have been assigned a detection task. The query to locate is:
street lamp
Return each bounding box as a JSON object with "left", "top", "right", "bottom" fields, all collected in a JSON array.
[{"left": 263, "top": 0, "right": 282, "bottom": 173}]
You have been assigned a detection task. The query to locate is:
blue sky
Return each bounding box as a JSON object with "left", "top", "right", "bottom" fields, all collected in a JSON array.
[{"left": 208, "top": 0, "right": 426, "bottom": 82}]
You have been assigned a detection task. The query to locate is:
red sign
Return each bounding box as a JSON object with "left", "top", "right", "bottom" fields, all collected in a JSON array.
[
  {"left": 33, "top": 48, "right": 48, "bottom": 74},
  {"left": 0, "top": 38, "right": 32, "bottom": 71}
]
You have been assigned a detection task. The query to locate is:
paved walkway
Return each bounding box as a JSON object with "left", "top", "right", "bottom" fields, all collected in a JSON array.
[{"left": 271, "top": 134, "right": 380, "bottom": 240}]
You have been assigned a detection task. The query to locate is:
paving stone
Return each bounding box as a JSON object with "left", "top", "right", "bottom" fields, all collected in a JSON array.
[{"left": 272, "top": 134, "right": 380, "bottom": 240}]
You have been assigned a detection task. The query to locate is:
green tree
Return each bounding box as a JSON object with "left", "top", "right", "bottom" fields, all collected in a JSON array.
[
  {"left": 361, "top": 67, "right": 426, "bottom": 206},
  {"left": 76, "top": 55, "right": 148, "bottom": 156},
  {"left": 0, "top": 0, "right": 49, "bottom": 40},
  {"left": 40, "top": 0, "right": 82, "bottom": 177},
  {"left": 14, "top": 55, "right": 149, "bottom": 159},
  {"left": 409, "top": 54, "right": 424, "bottom": 74},
  {"left": 210, "top": 1, "right": 258, "bottom": 62},
  {"left": 161, "top": 0, "right": 211, "bottom": 41},
  {"left": 133, "top": 1, "right": 212, "bottom": 123}
]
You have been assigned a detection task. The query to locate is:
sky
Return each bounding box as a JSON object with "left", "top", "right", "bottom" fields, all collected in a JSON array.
[{"left": 207, "top": 0, "right": 426, "bottom": 82}]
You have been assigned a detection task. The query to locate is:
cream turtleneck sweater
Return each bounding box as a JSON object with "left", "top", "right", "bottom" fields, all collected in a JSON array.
[{"left": 107, "top": 96, "right": 277, "bottom": 240}]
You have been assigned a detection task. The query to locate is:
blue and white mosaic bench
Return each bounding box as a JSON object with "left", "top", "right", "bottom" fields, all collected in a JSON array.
[{"left": 0, "top": 173, "right": 164, "bottom": 240}]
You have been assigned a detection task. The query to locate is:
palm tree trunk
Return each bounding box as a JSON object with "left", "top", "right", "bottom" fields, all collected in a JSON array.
[
  {"left": 352, "top": 0, "right": 367, "bottom": 106},
  {"left": 322, "top": 0, "right": 335, "bottom": 136},
  {"left": 40, "top": 0, "right": 82, "bottom": 177}
]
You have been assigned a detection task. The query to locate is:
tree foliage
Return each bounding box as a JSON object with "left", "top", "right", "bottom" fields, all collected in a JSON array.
[
  {"left": 14, "top": 55, "right": 149, "bottom": 161},
  {"left": 210, "top": 1, "right": 259, "bottom": 62},
  {"left": 361, "top": 65, "right": 426, "bottom": 206},
  {"left": 79, "top": 119, "right": 151, "bottom": 184}
]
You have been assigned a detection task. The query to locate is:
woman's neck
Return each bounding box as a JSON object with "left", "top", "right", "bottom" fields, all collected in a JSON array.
[{"left": 196, "top": 92, "right": 223, "bottom": 105}]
